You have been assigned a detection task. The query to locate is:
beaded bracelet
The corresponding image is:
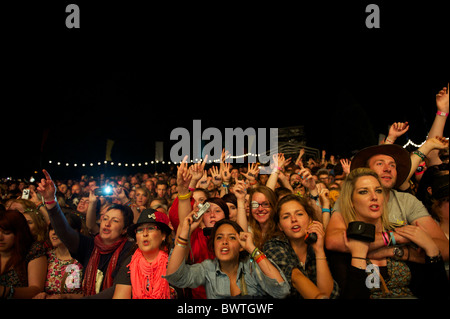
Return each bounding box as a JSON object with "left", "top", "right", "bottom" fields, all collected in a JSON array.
[{"left": 413, "top": 150, "right": 427, "bottom": 161}]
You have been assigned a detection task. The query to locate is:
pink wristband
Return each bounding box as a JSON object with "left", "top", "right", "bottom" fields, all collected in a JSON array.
[
  {"left": 382, "top": 231, "right": 389, "bottom": 246},
  {"left": 437, "top": 111, "right": 449, "bottom": 117},
  {"left": 45, "top": 199, "right": 56, "bottom": 205}
]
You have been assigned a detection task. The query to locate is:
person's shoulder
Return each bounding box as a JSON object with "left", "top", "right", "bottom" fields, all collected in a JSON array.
[
  {"left": 263, "top": 236, "right": 291, "bottom": 256},
  {"left": 391, "top": 189, "right": 422, "bottom": 204},
  {"left": 26, "top": 241, "right": 47, "bottom": 262}
]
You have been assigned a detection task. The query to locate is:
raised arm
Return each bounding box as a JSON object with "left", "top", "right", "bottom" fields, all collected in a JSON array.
[
  {"left": 36, "top": 169, "right": 80, "bottom": 254},
  {"left": 166, "top": 211, "right": 203, "bottom": 276},
  {"left": 266, "top": 153, "right": 286, "bottom": 191},
  {"left": 177, "top": 156, "right": 194, "bottom": 225},
  {"left": 427, "top": 83, "right": 449, "bottom": 166},
  {"left": 239, "top": 232, "right": 284, "bottom": 283},
  {"left": 86, "top": 188, "right": 100, "bottom": 235},
  {"left": 383, "top": 122, "right": 409, "bottom": 145},
  {"left": 398, "top": 136, "right": 449, "bottom": 190},
  {"left": 234, "top": 180, "right": 249, "bottom": 232}
]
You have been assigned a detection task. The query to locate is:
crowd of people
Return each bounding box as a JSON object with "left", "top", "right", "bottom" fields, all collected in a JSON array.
[{"left": 0, "top": 85, "right": 449, "bottom": 300}]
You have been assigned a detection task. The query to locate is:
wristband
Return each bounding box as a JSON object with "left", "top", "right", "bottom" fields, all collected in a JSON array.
[
  {"left": 389, "top": 231, "right": 397, "bottom": 246},
  {"left": 256, "top": 254, "right": 267, "bottom": 264},
  {"left": 382, "top": 231, "right": 389, "bottom": 246},
  {"left": 175, "top": 239, "right": 188, "bottom": 249},
  {"left": 188, "top": 187, "right": 195, "bottom": 192},
  {"left": 44, "top": 199, "right": 56, "bottom": 205},
  {"left": 321, "top": 208, "right": 331, "bottom": 214},
  {"left": 385, "top": 137, "right": 394, "bottom": 144},
  {"left": 124, "top": 200, "right": 132, "bottom": 207},
  {"left": 437, "top": 111, "right": 449, "bottom": 117},
  {"left": 178, "top": 192, "right": 192, "bottom": 200},
  {"left": 413, "top": 150, "right": 427, "bottom": 161}
]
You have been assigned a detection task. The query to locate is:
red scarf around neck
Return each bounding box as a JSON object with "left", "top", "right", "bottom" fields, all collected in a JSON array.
[
  {"left": 128, "top": 249, "right": 170, "bottom": 299},
  {"left": 83, "top": 235, "right": 128, "bottom": 296}
]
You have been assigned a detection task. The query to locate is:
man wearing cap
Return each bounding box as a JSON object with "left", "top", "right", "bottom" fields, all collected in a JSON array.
[{"left": 325, "top": 144, "right": 449, "bottom": 263}]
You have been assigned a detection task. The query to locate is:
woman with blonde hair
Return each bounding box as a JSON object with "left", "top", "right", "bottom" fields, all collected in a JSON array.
[{"left": 328, "top": 167, "right": 447, "bottom": 299}]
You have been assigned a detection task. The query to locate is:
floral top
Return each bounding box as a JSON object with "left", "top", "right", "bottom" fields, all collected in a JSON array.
[
  {"left": 0, "top": 241, "right": 46, "bottom": 288},
  {"left": 45, "top": 249, "right": 83, "bottom": 295}
]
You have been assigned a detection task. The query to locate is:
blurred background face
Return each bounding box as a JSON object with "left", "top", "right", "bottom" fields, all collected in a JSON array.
[
  {"left": 23, "top": 213, "right": 37, "bottom": 237},
  {"left": 203, "top": 203, "right": 225, "bottom": 228},
  {"left": 49, "top": 228, "right": 63, "bottom": 248},
  {"left": 0, "top": 228, "right": 15, "bottom": 253},
  {"left": 135, "top": 189, "right": 149, "bottom": 207},
  {"left": 77, "top": 197, "right": 89, "bottom": 214}
]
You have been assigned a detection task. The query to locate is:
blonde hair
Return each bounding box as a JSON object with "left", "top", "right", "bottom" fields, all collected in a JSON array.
[{"left": 339, "top": 168, "right": 394, "bottom": 232}]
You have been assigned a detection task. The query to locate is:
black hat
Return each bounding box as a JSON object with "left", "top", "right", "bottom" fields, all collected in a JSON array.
[
  {"left": 350, "top": 144, "right": 411, "bottom": 188},
  {"left": 127, "top": 208, "right": 172, "bottom": 239}
]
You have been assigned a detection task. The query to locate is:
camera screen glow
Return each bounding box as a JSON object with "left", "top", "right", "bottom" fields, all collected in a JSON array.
[{"left": 104, "top": 186, "right": 112, "bottom": 194}]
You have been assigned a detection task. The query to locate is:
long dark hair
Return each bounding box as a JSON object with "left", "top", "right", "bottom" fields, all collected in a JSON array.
[{"left": 0, "top": 210, "right": 34, "bottom": 278}]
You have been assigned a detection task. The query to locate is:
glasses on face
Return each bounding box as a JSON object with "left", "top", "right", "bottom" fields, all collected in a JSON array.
[
  {"left": 251, "top": 201, "right": 270, "bottom": 209},
  {"left": 135, "top": 225, "right": 159, "bottom": 234}
]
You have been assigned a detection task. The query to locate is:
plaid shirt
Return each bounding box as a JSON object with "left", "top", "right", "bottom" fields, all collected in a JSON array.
[{"left": 263, "top": 236, "right": 339, "bottom": 299}]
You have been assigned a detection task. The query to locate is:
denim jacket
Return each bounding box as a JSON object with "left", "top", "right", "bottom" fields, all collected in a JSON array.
[{"left": 164, "top": 257, "right": 289, "bottom": 299}]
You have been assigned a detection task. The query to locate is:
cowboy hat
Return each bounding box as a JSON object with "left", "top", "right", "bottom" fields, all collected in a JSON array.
[{"left": 350, "top": 144, "right": 411, "bottom": 188}]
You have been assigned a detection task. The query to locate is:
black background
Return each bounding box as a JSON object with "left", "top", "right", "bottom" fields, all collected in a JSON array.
[{"left": 2, "top": 1, "right": 449, "bottom": 179}]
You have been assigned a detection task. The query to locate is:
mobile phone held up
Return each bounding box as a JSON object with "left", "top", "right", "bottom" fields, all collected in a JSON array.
[
  {"left": 22, "top": 189, "right": 30, "bottom": 200},
  {"left": 304, "top": 232, "right": 317, "bottom": 245},
  {"left": 94, "top": 186, "right": 114, "bottom": 197},
  {"left": 193, "top": 202, "right": 211, "bottom": 222}
]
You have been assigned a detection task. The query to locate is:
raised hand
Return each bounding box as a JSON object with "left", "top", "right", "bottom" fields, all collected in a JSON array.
[
  {"left": 241, "top": 162, "right": 260, "bottom": 183},
  {"left": 340, "top": 158, "right": 351, "bottom": 175},
  {"left": 210, "top": 165, "right": 222, "bottom": 186},
  {"left": 436, "top": 83, "right": 449, "bottom": 113},
  {"left": 36, "top": 169, "right": 56, "bottom": 202},
  {"left": 238, "top": 231, "right": 256, "bottom": 254},
  {"left": 177, "top": 155, "right": 192, "bottom": 194},
  {"left": 387, "top": 122, "right": 409, "bottom": 142}
]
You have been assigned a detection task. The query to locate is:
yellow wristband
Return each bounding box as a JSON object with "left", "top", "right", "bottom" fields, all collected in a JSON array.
[{"left": 178, "top": 192, "right": 192, "bottom": 200}]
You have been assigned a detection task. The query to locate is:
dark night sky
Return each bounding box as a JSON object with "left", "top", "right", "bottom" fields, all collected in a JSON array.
[{"left": 2, "top": 1, "right": 449, "bottom": 179}]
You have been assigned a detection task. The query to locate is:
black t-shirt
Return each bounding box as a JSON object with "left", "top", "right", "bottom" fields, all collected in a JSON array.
[{"left": 74, "top": 234, "right": 134, "bottom": 284}]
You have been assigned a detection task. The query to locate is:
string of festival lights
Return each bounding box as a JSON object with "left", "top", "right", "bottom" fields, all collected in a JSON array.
[
  {"left": 46, "top": 152, "right": 263, "bottom": 168},
  {"left": 46, "top": 135, "right": 447, "bottom": 169}
]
